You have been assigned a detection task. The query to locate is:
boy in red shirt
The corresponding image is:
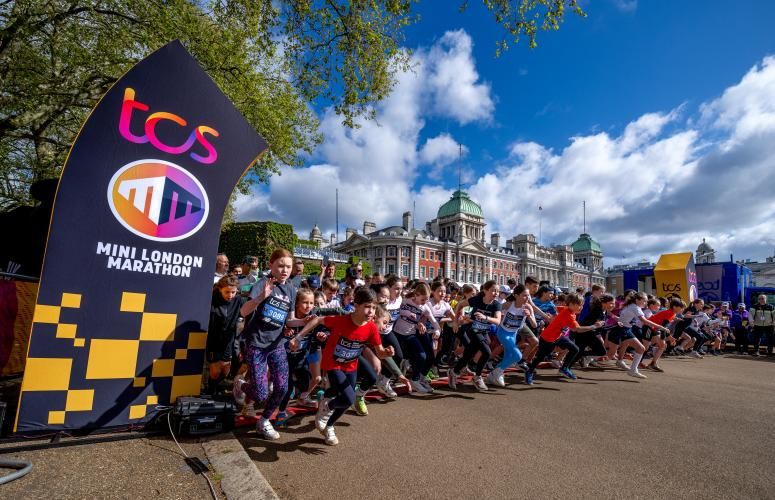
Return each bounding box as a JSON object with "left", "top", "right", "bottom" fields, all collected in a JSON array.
[
  {"left": 292, "top": 288, "right": 394, "bottom": 445},
  {"left": 525, "top": 293, "right": 604, "bottom": 385}
]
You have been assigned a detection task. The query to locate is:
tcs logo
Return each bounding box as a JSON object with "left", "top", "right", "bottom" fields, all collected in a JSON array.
[
  {"left": 107, "top": 159, "right": 209, "bottom": 242},
  {"left": 119, "top": 88, "right": 219, "bottom": 164}
]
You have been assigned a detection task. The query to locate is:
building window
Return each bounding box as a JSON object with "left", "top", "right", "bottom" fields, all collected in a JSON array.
[
  {"left": 429, "top": 267, "right": 435, "bottom": 279},
  {"left": 402, "top": 264, "right": 409, "bottom": 276},
  {"left": 462, "top": 255, "right": 467, "bottom": 264},
  {"left": 477, "top": 273, "right": 481, "bottom": 283},
  {"left": 388, "top": 264, "right": 395, "bottom": 274},
  {"left": 501, "top": 276, "right": 505, "bottom": 285},
  {"left": 421, "top": 249, "right": 426, "bottom": 259},
  {"left": 376, "top": 247, "right": 383, "bottom": 257},
  {"left": 401, "top": 247, "right": 410, "bottom": 257},
  {"left": 451, "top": 270, "right": 457, "bottom": 280},
  {"left": 388, "top": 247, "right": 396, "bottom": 257},
  {"left": 468, "top": 272, "right": 474, "bottom": 282},
  {"left": 451, "top": 253, "right": 457, "bottom": 263},
  {"left": 500, "top": 262, "right": 504, "bottom": 269},
  {"left": 420, "top": 266, "right": 426, "bottom": 278}
]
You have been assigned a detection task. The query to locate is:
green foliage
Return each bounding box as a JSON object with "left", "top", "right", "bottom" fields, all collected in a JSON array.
[
  {"left": 463, "top": 0, "right": 586, "bottom": 54},
  {"left": 0, "top": 0, "right": 583, "bottom": 209},
  {"left": 294, "top": 238, "right": 320, "bottom": 249},
  {"left": 219, "top": 221, "right": 295, "bottom": 269}
]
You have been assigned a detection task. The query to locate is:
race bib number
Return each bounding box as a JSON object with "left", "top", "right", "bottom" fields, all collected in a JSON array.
[
  {"left": 472, "top": 319, "right": 490, "bottom": 333},
  {"left": 333, "top": 337, "right": 364, "bottom": 363},
  {"left": 502, "top": 311, "right": 525, "bottom": 330},
  {"left": 262, "top": 295, "right": 290, "bottom": 328}
]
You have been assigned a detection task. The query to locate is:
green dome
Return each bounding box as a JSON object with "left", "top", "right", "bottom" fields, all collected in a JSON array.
[
  {"left": 572, "top": 233, "right": 602, "bottom": 253},
  {"left": 437, "top": 190, "right": 483, "bottom": 219}
]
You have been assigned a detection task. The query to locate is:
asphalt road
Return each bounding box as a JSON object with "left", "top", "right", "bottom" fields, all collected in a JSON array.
[{"left": 237, "top": 354, "right": 775, "bottom": 500}]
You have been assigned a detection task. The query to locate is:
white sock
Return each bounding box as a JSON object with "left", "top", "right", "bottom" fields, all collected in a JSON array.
[{"left": 630, "top": 352, "right": 643, "bottom": 372}]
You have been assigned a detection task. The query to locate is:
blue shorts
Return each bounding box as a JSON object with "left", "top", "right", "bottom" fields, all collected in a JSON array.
[
  {"left": 306, "top": 350, "right": 321, "bottom": 364},
  {"left": 609, "top": 326, "right": 635, "bottom": 344}
]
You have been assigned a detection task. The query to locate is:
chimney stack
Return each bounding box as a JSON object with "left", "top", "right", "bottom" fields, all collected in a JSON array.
[
  {"left": 402, "top": 211, "right": 412, "bottom": 231},
  {"left": 345, "top": 227, "right": 356, "bottom": 240},
  {"left": 363, "top": 221, "right": 376, "bottom": 235}
]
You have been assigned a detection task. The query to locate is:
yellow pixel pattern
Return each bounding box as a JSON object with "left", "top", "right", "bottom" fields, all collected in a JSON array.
[{"left": 16, "top": 290, "right": 209, "bottom": 431}]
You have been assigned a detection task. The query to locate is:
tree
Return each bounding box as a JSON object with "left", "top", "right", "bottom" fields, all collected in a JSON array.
[{"left": 1, "top": 0, "right": 584, "bottom": 210}]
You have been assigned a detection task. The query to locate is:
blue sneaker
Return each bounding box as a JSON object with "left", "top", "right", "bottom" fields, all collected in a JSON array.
[
  {"left": 559, "top": 367, "right": 577, "bottom": 380},
  {"left": 524, "top": 371, "right": 534, "bottom": 385}
]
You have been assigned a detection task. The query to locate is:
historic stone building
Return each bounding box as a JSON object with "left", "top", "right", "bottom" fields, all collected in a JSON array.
[{"left": 333, "top": 189, "right": 605, "bottom": 288}]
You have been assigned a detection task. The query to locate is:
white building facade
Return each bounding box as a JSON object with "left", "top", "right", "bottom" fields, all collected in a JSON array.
[{"left": 333, "top": 190, "right": 605, "bottom": 288}]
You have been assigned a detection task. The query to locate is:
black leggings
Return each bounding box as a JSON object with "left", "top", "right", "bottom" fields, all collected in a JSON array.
[
  {"left": 453, "top": 331, "right": 491, "bottom": 376},
  {"left": 569, "top": 331, "right": 606, "bottom": 366},
  {"left": 734, "top": 326, "right": 749, "bottom": 353},
  {"left": 356, "top": 354, "right": 378, "bottom": 390},
  {"left": 279, "top": 353, "right": 310, "bottom": 411},
  {"left": 435, "top": 324, "right": 457, "bottom": 365},
  {"left": 380, "top": 331, "right": 404, "bottom": 378},
  {"left": 325, "top": 369, "right": 357, "bottom": 427},
  {"left": 528, "top": 336, "right": 579, "bottom": 371}
]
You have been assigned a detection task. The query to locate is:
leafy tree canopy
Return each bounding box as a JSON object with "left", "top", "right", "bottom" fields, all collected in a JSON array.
[{"left": 0, "top": 0, "right": 583, "bottom": 210}]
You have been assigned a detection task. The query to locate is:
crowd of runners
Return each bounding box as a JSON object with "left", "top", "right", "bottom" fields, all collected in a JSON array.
[{"left": 209, "top": 249, "right": 775, "bottom": 446}]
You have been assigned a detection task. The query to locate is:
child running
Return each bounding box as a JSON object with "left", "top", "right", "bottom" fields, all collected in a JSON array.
[
  {"left": 448, "top": 280, "right": 502, "bottom": 391},
  {"left": 487, "top": 284, "right": 535, "bottom": 387},
  {"left": 233, "top": 249, "right": 297, "bottom": 440},
  {"left": 524, "top": 293, "right": 603, "bottom": 385},
  {"left": 392, "top": 283, "right": 441, "bottom": 393},
  {"left": 292, "top": 288, "right": 395, "bottom": 445}
]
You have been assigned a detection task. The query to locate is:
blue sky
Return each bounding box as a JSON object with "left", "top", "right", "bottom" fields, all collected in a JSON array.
[{"left": 236, "top": 0, "right": 775, "bottom": 265}]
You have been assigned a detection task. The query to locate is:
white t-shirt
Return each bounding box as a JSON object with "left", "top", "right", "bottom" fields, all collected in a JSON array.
[
  {"left": 384, "top": 297, "right": 402, "bottom": 334},
  {"left": 619, "top": 303, "right": 645, "bottom": 328},
  {"left": 500, "top": 303, "right": 528, "bottom": 333},
  {"left": 393, "top": 299, "right": 439, "bottom": 336}
]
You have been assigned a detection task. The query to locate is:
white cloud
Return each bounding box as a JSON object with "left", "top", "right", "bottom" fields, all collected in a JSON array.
[
  {"left": 424, "top": 30, "right": 494, "bottom": 124},
  {"left": 236, "top": 33, "right": 775, "bottom": 265},
  {"left": 236, "top": 29, "right": 494, "bottom": 239},
  {"left": 468, "top": 56, "right": 775, "bottom": 263}
]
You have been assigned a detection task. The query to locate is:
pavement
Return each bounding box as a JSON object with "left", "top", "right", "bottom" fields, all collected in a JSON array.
[
  {"left": 0, "top": 432, "right": 225, "bottom": 499},
  {"left": 235, "top": 353, "right": 775, "bottom": 500}
]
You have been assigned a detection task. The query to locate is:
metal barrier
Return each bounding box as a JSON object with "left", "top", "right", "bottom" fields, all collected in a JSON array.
[{"left": 293, "top": 246, "right": 350, "bottom": 263}]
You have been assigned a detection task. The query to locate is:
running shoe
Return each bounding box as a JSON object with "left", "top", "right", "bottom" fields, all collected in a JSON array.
[
  {"left": 376, "top": 375, "right": 397, "bottom": 398},
  {"left": 400, "top": 359, "right": 411, "bottom": 375},
  {"left": 627, "top": 370, "right": 648, "bottom": 379},
  {"left": 420, "top": 377, "right": 435, "bottom": 393},
  {"left": 410, "top": 379, "right": 430, "bottom": 393},
  {"left": 581, "top": 356, "right": 592, "bottom": 368},
  {"left": 648, "top": 364, "right": 664, "bottom": 372},
  {"left": 322, "top": 426, "right": 338, "bottom": 446},
  {"left": 550, "top": 359, "right": 562, "bottom": 369},
  {"left": 315, "top": 397, "right": 334, "bottom": 432},
  {"left": 486, "top": 368, "right": 506, "bottom": 387},
  {"left": 559, "top": 367, "right": 577, "bottom": 380},
  {"left": 257, "top": 417, "right": 280, "bottom": 440},
  {"left": 517, "top": 361, "right": 530, "bottom": 372},
  {"left": 462, "top": 365, "right": 475, "bottom": 376},
  {"left": 232, "top": 374, "right": 246, "bottom": 406},
  {"left": 674, "top": 346, "right": 686, "bottom": 354},
  {"left": 297, "top": 392, "right": 318, "bottom": 408},
  {"left": 353, "top": 395, "right": 368, "bottom": 416},
  {"left": 689, "top": 351, "right": 702, "bottom": 359},
  {"left": 274, "top": 410, "right": 294, "bottom": 427},
  {"left": 447, "top": 368, "right": 458, "bottom": 390},
  {"left": 524, "top": 371, "right": 535, "bottom": 385},
  {"left": 473, "top": 376, "right": 489, "bottom": 392},
  {"left": 615, "top": 359, "right": 629, "bottom": 370}
]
